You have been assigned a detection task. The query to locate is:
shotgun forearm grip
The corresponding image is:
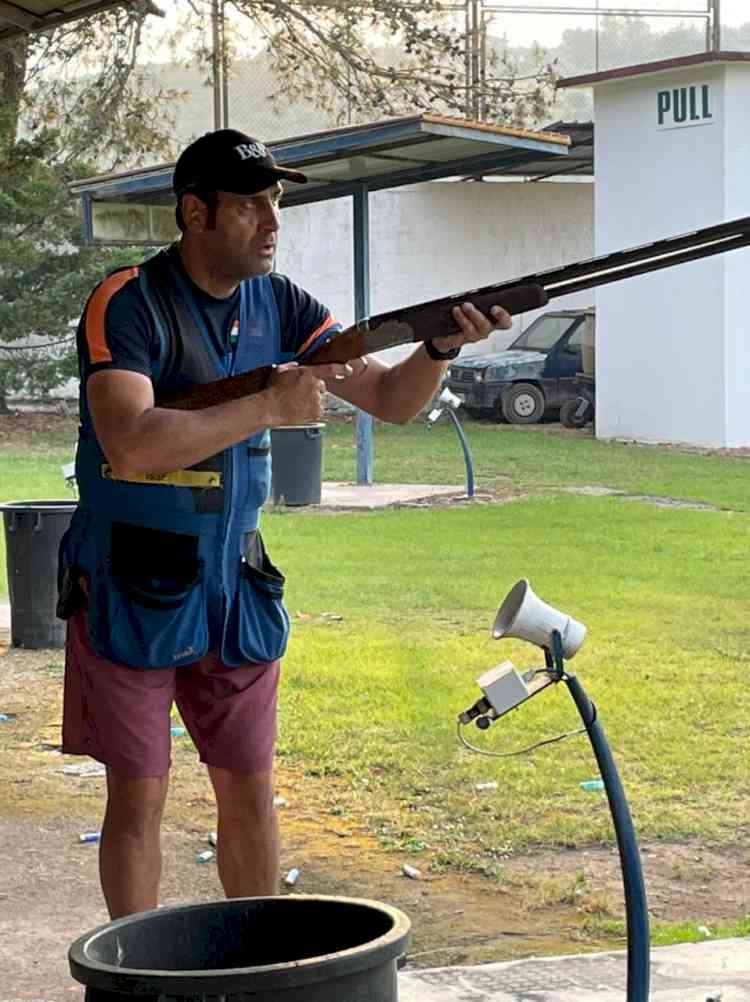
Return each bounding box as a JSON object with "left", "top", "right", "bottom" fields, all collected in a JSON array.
[
  {"left": 481, "top": 282, "right": 549, "bottom": 316},
  {"left": 377, "top": 282, "right": 550, "bottom": 343}
]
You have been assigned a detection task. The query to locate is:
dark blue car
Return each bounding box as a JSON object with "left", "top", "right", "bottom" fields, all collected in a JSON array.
[{"left": 444, "top": 308, "right": 595, "bottom": 424}]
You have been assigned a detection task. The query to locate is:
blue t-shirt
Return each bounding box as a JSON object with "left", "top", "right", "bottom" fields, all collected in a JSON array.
[{"left": 77, "top": 246, "right": 341, "bottom": 387}]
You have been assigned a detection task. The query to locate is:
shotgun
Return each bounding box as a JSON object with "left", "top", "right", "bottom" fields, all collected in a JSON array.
[{"left": 160, "top": 214, "right": 750, "bottom": 411}]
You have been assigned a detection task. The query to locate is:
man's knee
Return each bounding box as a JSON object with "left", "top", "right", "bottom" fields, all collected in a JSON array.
[
  {"left": 105, "top": 771, "right": 170, "bottom": 831},
  {"left": 210, "top": 767, "right": 275, "bottom": 823}
]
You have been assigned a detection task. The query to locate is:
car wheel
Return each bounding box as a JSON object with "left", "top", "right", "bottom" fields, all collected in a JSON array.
[
  {"left": 560, "top": 398, "right": 592, "bottom": 429},
  {"left": 501, "top": 383, "right": 545, "bottom": 425}
]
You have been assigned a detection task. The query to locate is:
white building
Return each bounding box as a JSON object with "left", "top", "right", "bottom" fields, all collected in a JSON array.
[{"left": 560, "top": 51, "right": 750, "bottom": 449}]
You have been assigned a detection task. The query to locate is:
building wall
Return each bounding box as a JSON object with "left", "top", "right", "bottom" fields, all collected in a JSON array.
[
  {"left": 276, "top": 179, "right": 595, "bottom": 365},
  {"left": 593, "top": 64, "right": 750, "bottom": 447},
  {"left": 722, "top": 65, "right": 750, "bottom": 447}
]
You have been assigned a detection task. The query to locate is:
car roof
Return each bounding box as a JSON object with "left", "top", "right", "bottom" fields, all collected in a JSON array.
[{"left": 538, "top": 308, "right": 594, "bottom": 317}]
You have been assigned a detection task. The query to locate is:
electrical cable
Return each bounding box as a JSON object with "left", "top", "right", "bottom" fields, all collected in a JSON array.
[{"left": 456, "top": 714, "right": 589, "bottom": 758}]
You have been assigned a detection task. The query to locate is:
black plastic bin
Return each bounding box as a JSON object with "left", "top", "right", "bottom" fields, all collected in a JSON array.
[
  {"left": 69, "top": 895, "right": 411, "bottom": 1001},
  {"left": 0, "top": 500, "right": 76, "bottom": 649},
  {"left": 271, "top": 424, "right": 325, "bottom": 506}
]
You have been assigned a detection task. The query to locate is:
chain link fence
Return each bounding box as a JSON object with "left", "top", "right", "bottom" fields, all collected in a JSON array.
[
  {"left": 225, "top": 51, "right": 340, "bottom": 142},
  {"left": 221, "top": 1, "right": 750, "bottom": 136}
]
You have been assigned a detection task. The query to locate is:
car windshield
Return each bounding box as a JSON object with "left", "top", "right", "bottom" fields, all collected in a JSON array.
[{"left": 509, "top": 315, "right": 577, "bottom": 353}]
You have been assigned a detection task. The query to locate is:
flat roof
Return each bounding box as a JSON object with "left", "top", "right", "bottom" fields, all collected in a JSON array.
[
  {"left": 71, "top": 113, "right": 579, "bottom": 244},
  {"left": 498, "top": 121, "right": 592, "bottom": 181},
  {"left": 0, "top": 0, "right": 157, "bottom": 42},
  {"left": 559, "top": 51, "right": 750, "bottom": 89},
  {"left": 71, "top": 112, "right": 572, "bottom": 206}
]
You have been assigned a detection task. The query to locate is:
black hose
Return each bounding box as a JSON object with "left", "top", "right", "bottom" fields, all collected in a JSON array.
[{"left": 563, "top": 672, "right": 651, "bottom": 1002}]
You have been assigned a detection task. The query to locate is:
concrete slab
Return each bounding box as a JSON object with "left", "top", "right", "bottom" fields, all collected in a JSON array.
[
  {"left": 398, "top": 937, "right": 750, "bottom": 1001},
  {"left": 316, "top": 482, "right": 465, "bottom": 509}
]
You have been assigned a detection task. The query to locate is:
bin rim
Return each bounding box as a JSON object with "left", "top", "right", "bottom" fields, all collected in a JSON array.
[
  {"left": 0, "top": 499, "right": 77, "bottom": 512},
  {"left": 69, "top": 893, "right": 411, "bottom": 995},
  {"left": 272, "top": 423, "right": 326, "bottom": 430}
]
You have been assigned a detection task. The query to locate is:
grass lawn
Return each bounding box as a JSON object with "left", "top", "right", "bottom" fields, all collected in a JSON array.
[{"left": 1, "top": 414, "right": 748, "bottom": 910}]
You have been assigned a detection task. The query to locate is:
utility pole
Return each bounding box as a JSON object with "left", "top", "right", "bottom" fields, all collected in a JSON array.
[
  {"left": 465, "top": 0, "right": 484, "bottom": 119},
  {"left": 711, "top": 0, "right": 721, "bottom": 53},
  {"left": 211, "top": 0, "right": 228, "bottom": 129}
]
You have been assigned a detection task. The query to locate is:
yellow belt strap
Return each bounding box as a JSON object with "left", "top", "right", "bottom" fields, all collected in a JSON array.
[{"left": 101, "top": 464, "right": 222, "bottom": 488}]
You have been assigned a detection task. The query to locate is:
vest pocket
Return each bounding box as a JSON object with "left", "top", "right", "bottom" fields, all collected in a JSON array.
[
  {"left": 225, "top": 530, "right": 289, "bottom": 665},
  {"left": 88, "top": 524, "right": 209, "bottom": 669}
]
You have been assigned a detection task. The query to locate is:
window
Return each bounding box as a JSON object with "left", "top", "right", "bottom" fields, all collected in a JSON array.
[
  {"left": 511, "top": 315, "right": 578, "bottom": 353},
  {"left": 563, "top": 323, "right": 586, "bottom": 355}
]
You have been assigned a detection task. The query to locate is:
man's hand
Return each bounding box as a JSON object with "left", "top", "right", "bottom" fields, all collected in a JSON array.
[
  {"left": 264, "top": 362, "right": 352, "bottom": 426},
  {"left": 429, "top": 302, "right": 513, "bottom": 356}
]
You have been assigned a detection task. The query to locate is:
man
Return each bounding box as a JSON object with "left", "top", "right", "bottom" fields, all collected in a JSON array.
[{"left": 58, "top": 128, "right": 512, "bottom": 919}]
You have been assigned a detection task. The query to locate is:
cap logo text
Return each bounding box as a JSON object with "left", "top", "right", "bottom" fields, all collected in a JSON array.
[{"left": 234, "top": 141, "right": 268, "bottom": 162}]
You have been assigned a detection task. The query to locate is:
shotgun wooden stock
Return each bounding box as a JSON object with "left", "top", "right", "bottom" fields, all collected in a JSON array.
[{"left": 160, "top": 214, "right": 750, "bottom": 412}]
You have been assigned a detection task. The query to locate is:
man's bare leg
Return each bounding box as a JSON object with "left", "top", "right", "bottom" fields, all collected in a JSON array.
[
  {"left": 208, "top": 766, "right": 279, "bottom": 897},
  {"left": 99, "top": 771, "right": 170, "bottom": 918}
]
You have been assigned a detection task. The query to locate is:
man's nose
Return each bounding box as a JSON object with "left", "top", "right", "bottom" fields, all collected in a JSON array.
[{"left": 260, "top": 206, "right": 280, "bottom": 231}]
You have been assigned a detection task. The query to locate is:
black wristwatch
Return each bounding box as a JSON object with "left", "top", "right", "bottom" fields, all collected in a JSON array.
[{"left": 424, "top": 339, "right": 460, "bottom": 361}]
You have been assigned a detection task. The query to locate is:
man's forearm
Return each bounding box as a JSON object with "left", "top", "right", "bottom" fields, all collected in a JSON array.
[
  {"left": 372, "top": 344, "right": 448, "bottom": 425},
  {"left": 106, "top": 392, "right": 275, "bottom": 478}
]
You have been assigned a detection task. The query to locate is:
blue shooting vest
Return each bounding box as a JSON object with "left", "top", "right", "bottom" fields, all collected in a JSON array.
[{"left": 59, "top": 250, "right": 291, "bottom": 669}]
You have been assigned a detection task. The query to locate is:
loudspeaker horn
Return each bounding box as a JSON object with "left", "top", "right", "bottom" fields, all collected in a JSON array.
[{"left": 492, "top": 579, "right": 586, "bottom": 659}]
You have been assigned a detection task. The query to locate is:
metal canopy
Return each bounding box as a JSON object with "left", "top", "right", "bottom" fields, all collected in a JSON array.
[
  {"left": 0, "top": 0, "right": 146, "bottom": 42},
  {"left": 487, "top": 121, "right": 592, "bottom": 181},
  {"left": 70, "top": 113, "right": 573, "bottom": 245}
]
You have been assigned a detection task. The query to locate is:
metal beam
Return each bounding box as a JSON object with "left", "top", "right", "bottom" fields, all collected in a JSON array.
[
  {"left": 81, "top": 193, "right": 94, "bottom": 243},
  {"left": 711, "top": 0, "right": 721, "bottom": 53},
  {"left": 353, "top": 185, "right": 373, "bottom": 486},
  {"left": 483, "top": 3, "right": 709, "bottom": 16},
  {"left": 0, "top": 1, "right": 164, "bottom": 42},
  {"left": 0, "top": 2, "right": 36, "bottom": 29}
]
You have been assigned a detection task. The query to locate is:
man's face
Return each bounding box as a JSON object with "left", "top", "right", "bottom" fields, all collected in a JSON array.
[{"left": 197, "top": 183, "right": 283, "bottom": 281}]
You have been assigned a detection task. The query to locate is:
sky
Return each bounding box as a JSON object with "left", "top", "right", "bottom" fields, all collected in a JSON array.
[
  {"left": 142, "top": 1, "right": 749, "bottom": 63},
  {"left": 485, "top": 1, "right": 746, "bottom": 48}
]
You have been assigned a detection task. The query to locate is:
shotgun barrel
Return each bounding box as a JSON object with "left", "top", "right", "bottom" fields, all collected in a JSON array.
[{"left": 160, "top": 215, "right": 750, "bottom": 410}]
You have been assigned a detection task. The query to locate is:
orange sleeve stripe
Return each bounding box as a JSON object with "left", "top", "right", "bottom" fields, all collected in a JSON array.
[
  {"left": 296, "top": 315, "right": 338, "bottom": 358},
  {"left": 85, "top": 268, "right": 140, "bottom": 364}
]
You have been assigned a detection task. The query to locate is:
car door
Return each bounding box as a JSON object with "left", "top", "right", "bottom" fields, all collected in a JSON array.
[
  {"left": 554, "top": 320, "right": 585, "bottom": 374},
  {"left": 545, "top": 319, "right": 585, "bottom": 405}
]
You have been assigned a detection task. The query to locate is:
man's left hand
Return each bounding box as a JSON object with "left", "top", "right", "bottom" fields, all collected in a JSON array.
[{"left": 430, "top": 302, "right": 513, "bottom": 356}]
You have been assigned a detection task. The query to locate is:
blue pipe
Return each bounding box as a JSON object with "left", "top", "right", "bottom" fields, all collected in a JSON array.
[
  {"left": 563, "top": 672, "right": 651, "bottom": 1002},
  {"left": 446, "top": 409, "right": 475, "bottom": 498}
]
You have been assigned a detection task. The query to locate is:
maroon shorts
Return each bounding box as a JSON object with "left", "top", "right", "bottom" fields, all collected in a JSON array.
[{"left": 62, "top": 607, "right": 280, "bottom": 778}]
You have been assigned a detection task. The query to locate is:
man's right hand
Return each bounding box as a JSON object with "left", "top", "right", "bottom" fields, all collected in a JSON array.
[{"left": 264, "top": 362, "right": 353, "bottom": 426}]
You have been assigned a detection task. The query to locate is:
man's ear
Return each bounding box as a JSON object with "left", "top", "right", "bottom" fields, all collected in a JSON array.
[{"left": 181, "top": 193, "right": 210, "bottom": 233}]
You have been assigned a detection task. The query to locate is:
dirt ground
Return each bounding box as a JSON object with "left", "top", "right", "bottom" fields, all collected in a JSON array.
[{"left": 1, "top": 643, "right": 749, "bottom": 1001}]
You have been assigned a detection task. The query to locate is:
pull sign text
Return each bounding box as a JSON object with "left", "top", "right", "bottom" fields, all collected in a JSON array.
[{"left": 657, "top": 84, "right": 714, "bottom": 130}]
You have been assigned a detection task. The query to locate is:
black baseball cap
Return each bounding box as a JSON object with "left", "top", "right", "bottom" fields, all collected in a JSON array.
[{"left": 173, "top": 129, "right": 307, "bottom": 197}]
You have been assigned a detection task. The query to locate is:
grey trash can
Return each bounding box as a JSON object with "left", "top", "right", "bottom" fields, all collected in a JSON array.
[
  {"left": 69, "top": 894, "right": 411, "bottom": 1001},
  {"left": 1, "top": 500, "right": 76, "bottom": 649},
  {"left": 271, "top": 423, "right": 325, "bottom": 506}
]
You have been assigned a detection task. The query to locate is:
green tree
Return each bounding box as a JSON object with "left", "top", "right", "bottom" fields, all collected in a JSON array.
[{"left": 0, "top": 2, "right": 178, "bottom": 409}]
